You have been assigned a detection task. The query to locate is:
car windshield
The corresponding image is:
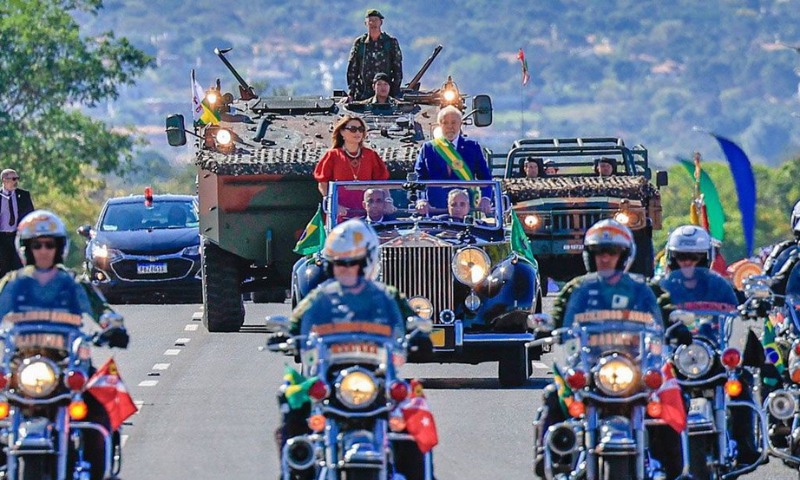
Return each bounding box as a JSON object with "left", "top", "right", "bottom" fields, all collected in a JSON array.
[
  {"left": 329, "top": 180, "right": 502, "bottom": 228},
  {"left": 100, "top": 200, "right": 199, "bottom": 232}
]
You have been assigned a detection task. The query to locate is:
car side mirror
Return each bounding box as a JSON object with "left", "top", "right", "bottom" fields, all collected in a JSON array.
[
  {"left": 166, "top": 114, "right": 187, "bottom": 147},
  {"left": 472, "top": 95, "right": 493, "bottom": 127},
  {"left": 656, "top": 170, "right": 668, "bottom": 187},
  {"left": 76, "top": 224, "right": 92, "bottom": 239},
  {"left": 265, "top": 315, "right": 291, "bottom": 333}
]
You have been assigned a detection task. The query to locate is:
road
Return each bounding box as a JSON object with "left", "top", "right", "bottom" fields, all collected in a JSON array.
[{"left": 111, "top": 299, "right": 791, "bottom": 479}]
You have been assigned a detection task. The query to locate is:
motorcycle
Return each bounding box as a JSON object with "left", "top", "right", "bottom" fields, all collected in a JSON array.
[
  {"left": 666, "top": 306, "right": 768, "bottom": 479},
  {"left": 265, "top": 315, "right": 435, "bottom": 480},
  {"left": 0, "top": 311, "right": 125, "bottom": 480},
  {"left": 531, "top": 313, "right": 667, "bottom": 480}
]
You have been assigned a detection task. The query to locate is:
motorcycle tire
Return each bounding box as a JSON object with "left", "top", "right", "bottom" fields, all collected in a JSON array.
[
  {"left": 689, "top": 436, "right": 713, "bottom": 479},
  {"left": 599, "top": 456, "right": 632, "bottom": 480},
  {"left": 18, "top": 456, "right": 52, "bottom": 480}
]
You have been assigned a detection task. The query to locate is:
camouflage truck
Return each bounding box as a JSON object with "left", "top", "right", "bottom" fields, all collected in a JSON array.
[
  {"left": 489, "top": 138, "right": 668, "bottom": 287},
  {"left": 164, "top": 47, "right": 493, "bottom": 332}
]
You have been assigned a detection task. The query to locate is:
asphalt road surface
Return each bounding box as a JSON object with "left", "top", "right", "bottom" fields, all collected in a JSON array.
[{"left": 110, "top": 298, "right": 793, "bottom": 479}]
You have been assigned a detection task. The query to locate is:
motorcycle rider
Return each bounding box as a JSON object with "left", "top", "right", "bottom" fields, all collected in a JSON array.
[
  {"left": 652, "top": 224, "right": 761, "bottom": 466},
  {"left": 276, "top": 218, "right": 426, "bottom": 479},
  {"left": 0, "top": 210, "right": 129, "bottom": 480},
  {"left": 764, "top": 200, "right": 800, "bottom": 295},
  {"left": 540, "top": 219, "right": 684, "bottom": 478}
]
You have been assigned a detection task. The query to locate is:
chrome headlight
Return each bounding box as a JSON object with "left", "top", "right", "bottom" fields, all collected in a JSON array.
[
  {"left": 452, "top": 247, "right": 490, "bottom": 286},
  {"left": 336, "top": 370, "right": 378, "bottom": 409},
  {"left": 674, "top": 341, "right": 713, "bottom": 379},
  {"left": 594, "top": 356, "right": 637, "bottom": 396},
  {"left": 17, "top": 358, "right": 60, "bottom": 398}
]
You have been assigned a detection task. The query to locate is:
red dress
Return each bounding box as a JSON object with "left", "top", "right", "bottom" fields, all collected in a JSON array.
[{"left": 313, "top": 147, "right": 390, "bottom": 212}]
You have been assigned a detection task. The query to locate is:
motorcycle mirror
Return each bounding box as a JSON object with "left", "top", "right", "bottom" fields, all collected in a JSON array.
[
  {"left": 669, "top": 309, "right": 696, "bottom": 326},
  {"left": 265, "top": 315, "right": 291, "bottom": 333},
  {"left": 743, "top": 275, "right": 772, "bottom": 299},
  {"left": 99, "top": 312, "right": 124, "bottom": 329},
  {"left": 407, "top": 316, "right": 433, "bottom": 334},
  {"left": 527, "top": 313, "right": 554, "bottom": 332}
]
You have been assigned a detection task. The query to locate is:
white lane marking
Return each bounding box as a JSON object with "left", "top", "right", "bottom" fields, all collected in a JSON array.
[
  {"left": 164, "top": 349, "right": 181, "bottom": 356},
  {"left": 191, "top": 311, "right": 203, "bottom": 321},
  {"left": 121, "top": 435, "right": 129, "bottom": 448},
  {"left": 152, "top": 363, "right": 170, "bottom": 371},
  {"left": 134, "top": 400, "right": 144, "bottom": 413},
  {"left": 532, "top": 362, "right": 548, "bottom": 370},
  {"left": 185, "top": 324, "right": 199, "bottom": 331},
  {"left": 176, "top": 338, "right": 191, "bottom": 344},
  {"left": 138, "top": 380, "right": 158, "bottom": 387}
]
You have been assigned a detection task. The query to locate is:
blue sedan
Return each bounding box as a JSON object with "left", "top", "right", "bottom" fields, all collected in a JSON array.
[{"left": 78, "top": 194, "right": 202, "bottom": 303}]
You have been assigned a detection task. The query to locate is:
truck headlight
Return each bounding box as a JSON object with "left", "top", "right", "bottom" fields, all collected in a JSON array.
[
  {"left": 595, "top": 356, "right": 637, "bottom": 396},
  {"left": 452, "top": 247, "right": 490, "bottom": 286},
  {"left": 524, "top": 214, "right": 541, "bottom": 229},
  {"left": 18, "top": 358, "right": 60, "bottom": 398},
  {"left": 337, "top": 371, "right": 378, "bottom": 408}
]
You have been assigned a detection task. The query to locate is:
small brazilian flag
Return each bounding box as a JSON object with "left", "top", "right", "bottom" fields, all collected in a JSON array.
[
  {"left": 763, "top": 316, "right": 784, "bottom": 373},
  {"left": 283, "top": 365, "right": 318, "bottom": 410},
  {"left": 510, "top": 211, "right": 537, "bottom": 267},
  {"left": 294, "top": 205, "right": 326, "bottom": 256},
  {"left": 552, "top": 364, "right": 574, "bottom": 415}
]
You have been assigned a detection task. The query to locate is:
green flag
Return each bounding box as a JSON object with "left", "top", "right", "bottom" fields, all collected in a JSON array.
[
  {"left": 283, "top": 365, "right": 318, "bottom": 410},
  {"left": 294, "top": 205, "right": 326, "bottom": 255},
  {"left": 762, "top": 317, "right": 784, "bottom": 374},
  {"left": 552, "top": 364, "right": 574, "bottom": 415},
  {"left": 678, "top": 159, "right": 725, "bottom": 241},
  {"left": 510, "top": 211, "right": 537, "bottom": 267}
]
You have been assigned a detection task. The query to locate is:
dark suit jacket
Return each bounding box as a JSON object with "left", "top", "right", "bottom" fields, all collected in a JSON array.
[
  {"left": 1, "top": 189, "right": 34, "bottom": 229},
  {"left": 414, "top": 137, "right": 492, "bottom": 207}
]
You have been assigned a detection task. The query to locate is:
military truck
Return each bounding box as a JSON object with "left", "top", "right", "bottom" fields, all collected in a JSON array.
[
  {"left": 489, "top": 138, "right": 668, "bottom": 287},
  {"left": 165, "top": 47, "right": 493, "bottom": 332}
]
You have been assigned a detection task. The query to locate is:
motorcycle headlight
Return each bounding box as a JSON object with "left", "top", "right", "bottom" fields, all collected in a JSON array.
[
  {"left": 452, "top": 247, "right": 490, "bottom": 287},
  {"left": 674, "top": 341, "right": 713, "bottom": 379},
  {"left": 336, "top": 370, "right": 378, "bottom": 409},
  {"left": 594, "top": 356, "right": 637, "bottom": 396},
  {"left": 17, "top": 358, "right": 60, "bottom": 398}
]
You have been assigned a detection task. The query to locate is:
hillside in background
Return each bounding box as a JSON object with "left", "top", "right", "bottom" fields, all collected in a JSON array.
[{"left": 77, "top": 0, "right": 800, "bottom": 168}]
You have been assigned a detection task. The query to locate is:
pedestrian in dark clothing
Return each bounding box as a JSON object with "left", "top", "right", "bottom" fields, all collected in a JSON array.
[{"left": 0, "top": 169, "right": 34, "bottom": 278}]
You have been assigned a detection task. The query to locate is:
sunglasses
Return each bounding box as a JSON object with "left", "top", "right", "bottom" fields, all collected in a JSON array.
[
  {"left": 332, "top": 259, "right": 362, "bottom": 267},
  {"left": 31, "top": 241, "right": 57, "bottom": 250},
  {"left": 674, "top": 252, "right": 704, "bottom": 262},
  {"left": 589, "top": 245, "right": 624, "bottom": 256},
  {"left": 343, "top": 125, "right": 366, "bottom": 133},
  {"left": 4, "top": 177, "right": 19, "bottom": 181}
]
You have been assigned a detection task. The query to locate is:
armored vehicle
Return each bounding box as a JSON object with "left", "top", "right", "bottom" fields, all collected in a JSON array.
[
  {"left": 165, "top": 47, "right": 493, "bottom": 332},
  {"left": 490, "top": 138, "right": 668, "bottom": 286}
]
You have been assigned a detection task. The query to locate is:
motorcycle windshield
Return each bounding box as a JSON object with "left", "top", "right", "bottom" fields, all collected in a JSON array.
[
  {"left": 300, "top": 329, "right": 399, "bottom": 369},
  {"left": 570, "top": 319, "right": 663, "bottom": 364}
]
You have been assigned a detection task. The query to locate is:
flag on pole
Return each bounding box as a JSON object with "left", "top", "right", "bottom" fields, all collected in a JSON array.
[
  {"left": 86, "top": 357, "right": 138, "bottom": 431},
  {"left": 552, "top": 364, "right": 574, "bottom": 415},
  {"left": 679, "top": 155, "right": 725, "bottom": 241},
  {"left": 192, "top": 70, "right": 220, "bottom": 126},
  {"left": 510, "top": 211, "right": 537, "bottom": 267},
  {"left": 763, "top": 315, "right": 785, "bottom": 373},
  {"left": 401, "top": 379, "right": 439, "bottom": 453},
  {"left": 293, "top": 205, "right": 326, "bottom": 255},
  {"left": 658, "top": 362, "right": 687, "bottom": 433},
  {"left": 282, "top": 365, "right": 318, "bottom": 410},
  {"left": 517, "top": 48, "right": 530, "bottom": 86}
]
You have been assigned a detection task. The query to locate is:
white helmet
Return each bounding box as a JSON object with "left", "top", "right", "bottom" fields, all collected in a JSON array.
[
  {"left": 666, "top": 224, "right": 711, "bottom": 269},
  {"left": 322, "top": 219, "right": 380, "bottom": 279},
  {"left": 582, "top": 219, "right": 636, "bottom": 272},
  {"left": 16, "top": 210, "right": 70, "bottom": 265}
]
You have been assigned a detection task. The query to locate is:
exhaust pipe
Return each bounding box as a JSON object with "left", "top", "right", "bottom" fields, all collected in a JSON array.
[
  {"left": 284, "top": 436, "right": 316, "bottom": 471},
  {"left": 546, "top": 423, "right": 579, "bottom": 456}
]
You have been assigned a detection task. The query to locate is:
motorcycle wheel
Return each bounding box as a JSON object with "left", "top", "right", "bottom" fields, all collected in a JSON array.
[
  {"left": 689, "top": 436, "right": 713, "bottom": 480},
  {"left": 599, "top": 456, "right": 632, "bottom": 480},
  {"left": 18, "top": 456, "right": 52, "bottom": 480}
]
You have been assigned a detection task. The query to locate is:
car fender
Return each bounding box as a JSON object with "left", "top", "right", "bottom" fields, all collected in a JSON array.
[
  {"left": 469, "top": 256, "right": 538, "bottom": 330},
  {"left": 292, "top": 256, "right": 329, "bottom": 302}
]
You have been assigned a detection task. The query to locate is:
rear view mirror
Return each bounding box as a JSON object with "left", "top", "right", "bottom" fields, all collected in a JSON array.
[
  {"left": 265, "top": 315, "right": 291, "bottom": 333},
  {"left": 472, "top": 95, "right": 493, "bottom": 127},
  {"left": 656, "top": 170, "right": 668, "bottom": 187},
  {"left": 76, "top": 224, "right": 92, "bottom": 239},
  {"left": 166, "top": 114, "right": 187, "bottom": 146}
]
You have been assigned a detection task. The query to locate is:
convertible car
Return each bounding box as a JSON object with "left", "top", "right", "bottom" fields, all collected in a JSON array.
[{"left": 292, "top": 179, "right": 543, "bottom": 387}]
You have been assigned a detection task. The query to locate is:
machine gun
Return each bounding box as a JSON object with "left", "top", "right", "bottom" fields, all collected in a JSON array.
[
  {"left": 404, "top": 45, "right": 442, "bottom": 92},
  {"left": 214, "top": 47, "right": 258, "bottom": 101}
]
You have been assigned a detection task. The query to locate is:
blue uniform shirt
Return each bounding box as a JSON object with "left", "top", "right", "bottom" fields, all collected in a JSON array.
[
  {"left": 658, "top": 268, "right": 739, "bottom": 309},
  {"left": 563, "top": 272, "right": 662, "bottom": 329},
  {"left": 0, "top": 266, "right": 93, "bottom": 321}
]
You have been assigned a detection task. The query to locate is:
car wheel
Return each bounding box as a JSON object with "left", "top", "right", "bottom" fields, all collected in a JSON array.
[
  {"left": 498, "top": 346, "right": 528, "bottom": 388},
  {"left": 201, "top": 238, "right": 244, "bottom": 332}
]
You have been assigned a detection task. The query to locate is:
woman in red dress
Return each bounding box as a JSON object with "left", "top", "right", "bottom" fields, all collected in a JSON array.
[{"left": 313, "top": 115, "right": 390, "bottom": 215}]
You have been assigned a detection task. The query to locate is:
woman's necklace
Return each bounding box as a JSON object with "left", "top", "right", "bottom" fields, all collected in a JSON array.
[{"left": 344, "top": 146, "right": 362, "bottom": 180}]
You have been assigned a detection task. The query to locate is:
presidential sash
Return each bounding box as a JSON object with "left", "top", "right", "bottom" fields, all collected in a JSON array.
[{"left": 432, "top": 137, "right": 474, "bottom": 180}]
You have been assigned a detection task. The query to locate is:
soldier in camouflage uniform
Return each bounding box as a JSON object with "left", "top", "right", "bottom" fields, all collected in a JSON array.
[{"left": 347, "top": 9, "right": 403, "bottom": 101}]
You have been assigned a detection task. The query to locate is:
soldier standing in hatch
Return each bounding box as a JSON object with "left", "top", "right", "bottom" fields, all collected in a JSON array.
[{"left": 347, "top": 9, "right": 403, "bottom": 101}]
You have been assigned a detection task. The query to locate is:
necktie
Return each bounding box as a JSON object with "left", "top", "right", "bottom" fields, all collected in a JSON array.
[{"left": 7, "top": 194, "right": 15, "bottom": 227}]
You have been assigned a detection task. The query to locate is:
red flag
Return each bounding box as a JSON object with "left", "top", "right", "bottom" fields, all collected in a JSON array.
[
  {"left": 517, "top": 48, "right": 530, "bottom": 86},
  {"left": 86, "top": 358, "right": 138, "bottom": 431},
  {"left": 658, "top": 362, "right": 686, "bottom": 433},
  {"left": 401, "top": 379, "right": 438, "bottom": 453}
]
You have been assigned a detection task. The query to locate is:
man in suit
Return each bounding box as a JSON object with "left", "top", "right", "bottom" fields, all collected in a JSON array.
[
  {"left": 362, "top": 188, "right": 396, "bottom": 224},
  {"left": 414, "top": 105, "right": 493, "bottom": 214},
  {"left": 0, "top": 169, "right": 35, "bottom": 277}
]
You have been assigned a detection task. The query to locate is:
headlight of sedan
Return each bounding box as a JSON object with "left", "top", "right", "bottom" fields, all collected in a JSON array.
[
  {"left": 182, "top": 245, "right": 200, "bottom": 256},
  {"left": 594, "top": 356, "right": 637, "bottom": 396},
  {"left": 17, "top": 358, "right": 60, "bottom": 398},
  {"left": 337, "top": 370, "right": 378, "bottom": 409},
  {"left": 674, "top": 341, "right": 713, "bottom": 379},
  {"left": 452, "top": 247, "right": 490, "bottom": 287},
  {"left": 91, "top": 244, "right": 122, "bottom": 261}
]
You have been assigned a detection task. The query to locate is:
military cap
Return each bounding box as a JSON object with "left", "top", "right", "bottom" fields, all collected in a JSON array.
[
  {"left": 365, "top": 9, "right": 384, "bottom": 19},
  {"left": 373, "top": 72, "right": 391, "bottom": 84}
]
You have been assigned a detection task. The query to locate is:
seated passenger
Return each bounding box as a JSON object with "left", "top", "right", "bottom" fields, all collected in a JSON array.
[
  {"left": 433, "top": 189, "right": 471, "bottom": 222},
  {"left": 354, "top": 72, "right": 397, "bottom": 106},
  {"left": 167, "top": 206, "right": 186, "bottom": 227},
  {"left": 362, "top": 188, "right": 396, "bottom": 224},
  {"left": 519, "top": 157, "right": 543, "bottom": 178},
  {"left": 543, "top": 159, "right": 559, "bottom": 176},
  {"left": 594, "top": 156, "right": 616, "bottom": 177}
]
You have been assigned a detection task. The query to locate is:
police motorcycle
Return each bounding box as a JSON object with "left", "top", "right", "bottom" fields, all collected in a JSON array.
[
  {"left": 666, "top": 300, "right": 768, "bottom": 479},
  {"left": 265, "top": 315, "right": 435, "bottom": 480},
  {"left": 531, "top": 311, "right": 669, "bottom": 480},
  {"left": 0, "top": 310, "right": 126, "bottom": 480}
]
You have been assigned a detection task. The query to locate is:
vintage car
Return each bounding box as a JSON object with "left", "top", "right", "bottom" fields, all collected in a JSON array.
[
  {"left": 292, "top": 179, "right": 542, "bottom": 387},
  {"left": 77, "top": 193, "right": 202, "bottom": 304}
]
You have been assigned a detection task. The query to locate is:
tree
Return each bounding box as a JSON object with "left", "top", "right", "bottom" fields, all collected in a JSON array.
[{"left": 0, "top": 0, "right": 153, "bottom": 197}]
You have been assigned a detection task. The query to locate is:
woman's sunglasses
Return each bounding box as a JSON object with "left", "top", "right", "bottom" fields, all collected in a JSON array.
[
  {"left": 343, "top": 125, "right": 366, "bottom": 133},
  {"left": 31, "top": 240, "right": 57, "bottom": 250},
  {"left": 332, "top": 259, "right": 361, "bottom": 267}
]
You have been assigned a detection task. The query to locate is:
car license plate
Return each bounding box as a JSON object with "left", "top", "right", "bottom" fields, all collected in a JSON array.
[
  {"left": 689, "top": 397, "right": 707, "bottom": 415},
  {"left": 430, "top": 328, "right": 446, "bottom": 348},
  {"left": 137, "top": 263, "right": 167, "bottom": 274}
]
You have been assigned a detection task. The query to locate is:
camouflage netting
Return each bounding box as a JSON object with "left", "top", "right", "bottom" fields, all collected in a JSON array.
[
  {"left": 502, "top": 176, "right": 660, "bottom": 202},
  {"left": 196, "top": 147, "right": 418, "bottom": 176}
]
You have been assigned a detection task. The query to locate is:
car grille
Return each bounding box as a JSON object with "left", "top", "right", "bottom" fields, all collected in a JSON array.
[
  {"left": 380, "top": 245, "right": 454, "bottom": 318},
  {"left": 110, "top": 258, "right": 194, "bottom": 281},
  {"left": 550, "top": 211, "right": 608, "bottom": 232}
]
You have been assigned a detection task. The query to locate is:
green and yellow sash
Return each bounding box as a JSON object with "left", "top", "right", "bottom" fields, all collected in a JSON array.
[{"left": 432, "top": 137, "right": 474, "bottom": 180}]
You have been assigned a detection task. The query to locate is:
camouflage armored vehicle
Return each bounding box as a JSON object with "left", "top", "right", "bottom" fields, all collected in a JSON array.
[
  {"left": 490, "top": 138, "right": 668, "bottom": 286},
  {"left": 165, "top": 47, "right": 493, "bottom": 332}
]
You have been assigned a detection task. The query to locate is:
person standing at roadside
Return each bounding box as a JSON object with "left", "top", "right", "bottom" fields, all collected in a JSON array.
[
  {"left": 0, "top": 169, "right": 34, "bottom": 278},
  {"left": 347, "top": 9, "right": 403, "bottom": 101}
]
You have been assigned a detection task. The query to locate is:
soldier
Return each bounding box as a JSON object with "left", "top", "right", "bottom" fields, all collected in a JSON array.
[
  {"left": 347, "top": 9, "right": 403, "bottom": 101},
  {"left": 355, "top": 72, "right": 397, "bottom": 106}
]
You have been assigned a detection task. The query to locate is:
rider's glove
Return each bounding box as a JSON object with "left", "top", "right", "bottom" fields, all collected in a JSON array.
[{"left": 97, "top": 327, "right": 130, "bottom": 349}]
